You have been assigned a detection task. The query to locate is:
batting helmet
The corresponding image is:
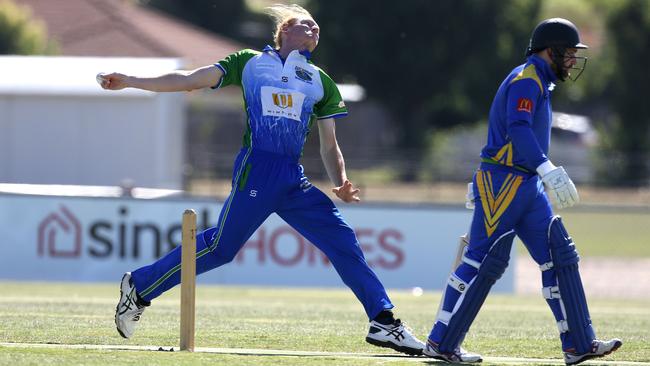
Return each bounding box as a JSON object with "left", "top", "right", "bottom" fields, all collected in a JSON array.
[
  {"left": 526, "top": 18, "right": 588, "bottom": 56},
  {"left": 526, "top": 18, "right": 588, "bottom": 81}
]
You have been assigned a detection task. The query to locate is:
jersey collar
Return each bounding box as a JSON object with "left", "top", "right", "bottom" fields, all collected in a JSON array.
[
  {"left": 263, "top": 45, "right": 312, "bottom": 64},
  {"left": 528, "top": 54, "right": 557, "bottom": 85}
]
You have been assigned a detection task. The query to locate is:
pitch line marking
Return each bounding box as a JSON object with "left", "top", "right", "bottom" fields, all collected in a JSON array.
[{"left": 0, "top": 342, "right": 645, "bottom": 365}]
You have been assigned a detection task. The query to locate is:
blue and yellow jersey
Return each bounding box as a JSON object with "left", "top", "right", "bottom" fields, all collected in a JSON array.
[
  {"left": 213, "top": 46, "right": 348, "bottom": 158},
  {"left": 480, "top": 55, "right": 557, "bottom": 172}
]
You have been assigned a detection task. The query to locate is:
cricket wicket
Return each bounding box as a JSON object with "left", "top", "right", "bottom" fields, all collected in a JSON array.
[{"left": 180, "top": 209, "right": 197, "bottom": 351}]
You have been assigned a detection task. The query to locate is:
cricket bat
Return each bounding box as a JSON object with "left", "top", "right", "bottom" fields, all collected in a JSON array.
[
  {"left": 435, "top": 182, "right": 474, "bottom": 317},
  {"left": 435, "top": 232, "right": 470, "bottom": 316}
]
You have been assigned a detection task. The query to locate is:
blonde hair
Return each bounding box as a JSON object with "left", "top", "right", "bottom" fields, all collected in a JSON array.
[{"left": 265, "top": 4, "right": 314, "bottom": 49}]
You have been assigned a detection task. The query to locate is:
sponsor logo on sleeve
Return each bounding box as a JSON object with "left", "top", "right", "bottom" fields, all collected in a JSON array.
[
  {"left": 517, "top": 98, "right": 533, "bottom": 113},
  {"left": 338, "top": 100, "right": 346, "bottom": 108}
]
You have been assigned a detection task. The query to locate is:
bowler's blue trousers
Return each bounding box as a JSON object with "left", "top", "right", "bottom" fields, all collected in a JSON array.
[{"left": 131, "top": 148, "right": 393, "bottom": 319}]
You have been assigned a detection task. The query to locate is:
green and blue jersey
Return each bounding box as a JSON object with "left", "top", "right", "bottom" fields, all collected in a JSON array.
[
  {"left": 214, "top": 46, "right": 348, "bottom": 158},
  {"left": 132, "top": 50, "right": 394, "bottom": 318}
]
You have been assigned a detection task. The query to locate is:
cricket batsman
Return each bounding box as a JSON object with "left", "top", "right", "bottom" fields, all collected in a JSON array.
[{"left": 423, "top": 18, "right": 622, "bottom": 365}]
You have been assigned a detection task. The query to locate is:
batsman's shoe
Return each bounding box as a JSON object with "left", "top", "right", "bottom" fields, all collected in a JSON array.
[
  {"left": 564, "top": 338, "right": 622, "bottom": 365},
  {"left": 115, "top": 272, "right": 148, "bottom": 339},
  {"left": 365, "top": 319, "right": 425, "bottom": 356},
  {"left": 423, "top": 339, "right": 483, "bottom": 363}
]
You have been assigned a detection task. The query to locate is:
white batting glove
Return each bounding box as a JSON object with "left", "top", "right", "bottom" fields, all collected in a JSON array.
[
  {"left": 536, "top": 161, "right": 579, "bottom": 209},
  {"left": 465, "top": 182, "right": 475, "bottom": 209}
]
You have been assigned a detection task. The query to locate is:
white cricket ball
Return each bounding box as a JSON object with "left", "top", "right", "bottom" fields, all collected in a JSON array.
[
  {"left": 411, "top": 287, "right": 423, "bottom": 297},
  {"left": 96, "top": 73, "right": 106, "bottom": 86}
]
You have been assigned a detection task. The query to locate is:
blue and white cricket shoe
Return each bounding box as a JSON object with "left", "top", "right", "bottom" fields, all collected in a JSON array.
[
  {"left": 365, "top": 319, "right": 425, "bottom": 356},
  {"left": 115, "top": 272, "right": 148, "bottom": 339},
  {"left": 564, "top": 338, "right": 622, "bottom": 365},
  {"left": 423, "top": 339, "right": 483, "bottom": 363}
]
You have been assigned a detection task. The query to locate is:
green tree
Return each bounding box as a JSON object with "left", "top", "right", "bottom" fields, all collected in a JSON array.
[
  {"left": 308, "top": 0, "right": 540, "bottom": 179},
  {"left": 0, "top": 0, "right": 56, "bottom": 54},
  {"left": 600, "top": 0, "right": 650, "bottom": 186},
  {"left": 536, "top": 0, "right": 613, "bottom": 108},
  {"left": 142, "top": 0, "right": 249, "bottom": 41}
]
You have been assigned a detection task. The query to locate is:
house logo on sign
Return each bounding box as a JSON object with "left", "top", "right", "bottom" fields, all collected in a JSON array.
[{"left": 37, "top": 205, "right": 82, "bottom": 258}]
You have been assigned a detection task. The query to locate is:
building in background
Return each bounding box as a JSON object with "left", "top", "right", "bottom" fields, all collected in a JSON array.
[
  {"left": 0, "top": 56, "right": 186, "bottom": 188},
  {"left": 18, "top": 0, "right": 245, "bottom": 68},
  {"left": 4, "top": 0, "right": 250, "bottom": 189},
  {"left": 15, "top": 0, "right": 399, "bottom": 188}
]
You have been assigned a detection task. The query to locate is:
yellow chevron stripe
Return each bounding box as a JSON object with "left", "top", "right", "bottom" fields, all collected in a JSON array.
[
  {"left": 485, "top": 177, "right": 521, "bottom": 228},
  {"left": 486, "top": 173, "right": 495, "bottom": 211},
  {"left": 478, "top": 170, "right": 492, "bottom": 214},
  {"left": 494, "top": 142, "right": 514, "bottom": 167},
  {"left": 476, "top": 170, "right": 523, "bottom": 237},
  {"left": 477, "top": 170, "right": 493, "bottom": 227},
  {"left": 510, "top": 64, "right": 544, "bottom": 94},
  {"left": 484, "top": 176, "right": 522, "bottom": 232},
  {"left": 493, "top": 174, "right": 514, "bottom": 208},
  {"left": 485, "top": 177, "right": 516, "bottom": 227},
  {"left": 484, "top": 172, "right": 513, "bottom": 214},
  {"left": 484, "top": 171, "right": 493, "bottom": 211},
  {"left": 480, "top": 171, "right": 513, "bottom": 221},
  {"left": 484, "top": 218, "right": 499, "bottom": 237}
]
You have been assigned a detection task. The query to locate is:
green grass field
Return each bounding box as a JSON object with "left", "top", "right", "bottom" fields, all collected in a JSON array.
[
  {"left": 559, "top": 210, "right": 650, "bottom": 257},
  {"left": 1, "top": 282, "right": 648, "bottom": 365}
]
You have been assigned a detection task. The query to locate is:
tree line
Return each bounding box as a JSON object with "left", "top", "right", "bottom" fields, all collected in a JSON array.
[{"left": 2, "top": 0, "right": 648, "bottom": 186}]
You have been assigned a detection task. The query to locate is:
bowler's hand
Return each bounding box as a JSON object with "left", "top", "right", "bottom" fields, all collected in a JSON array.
[
  {"left": 96, "top": 72, "right": 129, "bottom": 90},
  {"left": 332, "top": 180, "right": 361, "bottom": 203}
]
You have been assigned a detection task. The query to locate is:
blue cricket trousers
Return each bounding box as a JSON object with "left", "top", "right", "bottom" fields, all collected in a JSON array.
[
  {"left": 430, "top": 163, "right": 579, "bottom": 351},
  {"left": 131, "top": 148, "right": 393, "bottom": 319}
]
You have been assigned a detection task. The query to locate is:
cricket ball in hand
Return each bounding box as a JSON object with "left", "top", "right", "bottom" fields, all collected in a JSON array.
[{"left": 96, "top": 73, "right": 107, "bottom": 86}]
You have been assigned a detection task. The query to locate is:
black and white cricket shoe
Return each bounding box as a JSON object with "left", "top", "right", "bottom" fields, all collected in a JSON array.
[
  {"left": 365, "top": 319, "right": 425, "bottom": 356},
  {"left": 564, "top": 338, "right": 622, "bottom": 365},
  {"left": 115, "top": 272, "right": 148, "bottom": 339},
  {"left": 423, "top": 339, "right": 483, "bottom": 363}
]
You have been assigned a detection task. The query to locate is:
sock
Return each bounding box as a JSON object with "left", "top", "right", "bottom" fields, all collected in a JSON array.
[
  {"left": 373, "top": 310, "right": 396, "bottom": 325},
  {"left": 129, "top": 277, "right": 151, "bottom": 307},
  {"left": 135, "top": 294, "right": 151, "bottom": 308}
]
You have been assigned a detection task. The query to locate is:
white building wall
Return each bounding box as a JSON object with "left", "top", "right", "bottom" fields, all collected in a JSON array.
[{"left": 0, "top": 56, "right": 186, "bottom": 188}]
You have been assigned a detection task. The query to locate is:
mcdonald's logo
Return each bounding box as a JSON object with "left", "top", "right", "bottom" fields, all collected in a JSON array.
[
  {"left": 517, "top": 98, "right": 533, "bottom": 113},
  {"left": 272, "top": 92, "right": 293, "bottom": 109}
]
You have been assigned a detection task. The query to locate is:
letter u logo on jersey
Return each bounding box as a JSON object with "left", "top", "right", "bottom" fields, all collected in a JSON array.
[{"left": 272, "top": 92, "right": 293, "bottom": 109}]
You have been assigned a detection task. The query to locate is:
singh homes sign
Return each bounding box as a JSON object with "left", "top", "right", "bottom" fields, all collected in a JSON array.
[{"left": 0, "top": 193, "right": 515, "bottom": 292}]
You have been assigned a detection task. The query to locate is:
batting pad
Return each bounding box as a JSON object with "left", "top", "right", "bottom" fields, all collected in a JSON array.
[
  {"left": 549, "top": 216, "right": 596, "bottom": 354},
  {"left": 438, "top": 230, "right": 516, "bottom": 353}
]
